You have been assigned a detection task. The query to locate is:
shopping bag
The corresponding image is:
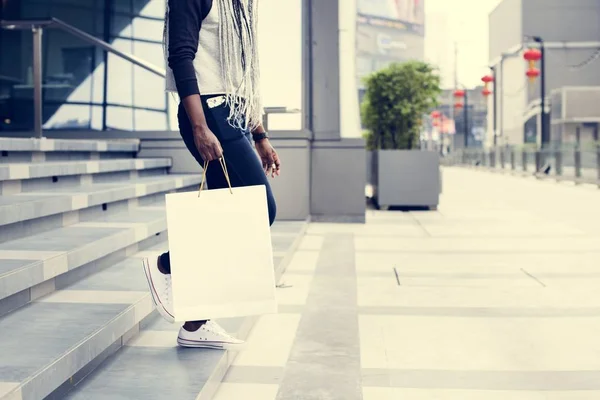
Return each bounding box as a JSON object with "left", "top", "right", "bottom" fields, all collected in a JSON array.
[{"left": 165, "top": 158, "right": 277, "bottom": 322}]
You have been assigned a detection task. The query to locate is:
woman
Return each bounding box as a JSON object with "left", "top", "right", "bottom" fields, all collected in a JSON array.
[{"left": 143, "top": 0, "right": 280, "bottom": 349}]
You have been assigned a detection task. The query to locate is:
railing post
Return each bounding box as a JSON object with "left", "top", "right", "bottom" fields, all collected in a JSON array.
[
  {"left": 510, "top": 146, "right": 516, "bottom": 170},
  {"left": 555, "top": 148, "right": 562, "bottom": 178},
  {"left": 596, "top": 144, "right": 600, "bottom": 188},
  {"left": 574, "top": 145, "right": 582, "bottom": 182},
  {"left": 32, "top": 27, "right": 44, "bottom": 138},
  {"left": 535, "top": 150, "right": 542, "bottom": 173}
]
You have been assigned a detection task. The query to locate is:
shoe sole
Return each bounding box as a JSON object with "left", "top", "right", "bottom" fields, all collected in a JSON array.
[
  {"left": 177, "top": 338, "right": 246, "bottom": 350},
  {"left": 143, "top": 258, "right": 175, "bottom": 324}
]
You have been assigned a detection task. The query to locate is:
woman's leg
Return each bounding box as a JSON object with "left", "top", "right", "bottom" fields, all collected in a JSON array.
[
  {"left": 159, "top": 101, "right": 276, "bottom": 275},
  {"left": 154, "top": 99, "right": 276, "bottom": 335}
]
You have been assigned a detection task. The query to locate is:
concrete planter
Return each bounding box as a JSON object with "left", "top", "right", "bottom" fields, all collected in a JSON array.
[{"left": 369, "top": 150, "right": 440, "bottom": 209}]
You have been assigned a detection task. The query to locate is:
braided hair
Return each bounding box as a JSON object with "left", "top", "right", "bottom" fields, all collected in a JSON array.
[{"left": 164, "top": 0, "right": 262, "bottom": 131}]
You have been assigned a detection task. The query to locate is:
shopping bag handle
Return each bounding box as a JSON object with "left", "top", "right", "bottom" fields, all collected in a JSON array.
[{"left": 198, "top": 157, "right": 233, "bottom": 197}]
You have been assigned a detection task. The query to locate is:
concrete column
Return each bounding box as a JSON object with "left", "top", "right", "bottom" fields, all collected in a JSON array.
[{"left": 306, "top": 0, "right": 366, "bottom": 222}]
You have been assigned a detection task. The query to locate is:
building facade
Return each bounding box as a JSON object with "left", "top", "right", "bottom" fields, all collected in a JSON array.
[
  {"left": 488, "top": 0, "right": 600, "bottom": 147},
  {"left": 356, "top": 0, "right": 425, "bottom": 105},
  {"left": 0, "top": 0, "right": 172, "bottom": 132}
]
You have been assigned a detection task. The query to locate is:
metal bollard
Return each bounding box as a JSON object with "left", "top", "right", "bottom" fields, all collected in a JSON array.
[
  {"left": 490, "top": 151, "right": 496, "bottom": 168},
  {"left": 574, "top": 147, "right": 582, "bottom": 181},
  {"left": 555, "top": 149, "right": 563, "bottom": 177},
  {"left": 500, "top": 147, "right": 506, "bottom": 169},
  {"left": 522, "top": 151, "right": 527, "bottom": 172}
]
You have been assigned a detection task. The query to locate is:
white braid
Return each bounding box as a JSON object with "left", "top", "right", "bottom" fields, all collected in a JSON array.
[
  {"left": 164, "top": 0, "right": 262, "bottom": 131},
  {"left": 217, "top": 0, "right": 262, "bottom": 131}
]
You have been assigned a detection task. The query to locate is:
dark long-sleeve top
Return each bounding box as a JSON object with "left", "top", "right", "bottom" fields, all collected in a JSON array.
[{"left": 166, "top": 0, "right": 213, "bottom": 99}]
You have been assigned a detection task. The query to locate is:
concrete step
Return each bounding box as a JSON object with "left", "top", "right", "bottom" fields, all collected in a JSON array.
[
  {"left": 0, "top": 221, "right": 307, "bottom": 400},
  {"left": 0, "top": 138, "right": 139, "bottom": 153},
  {"left": 0, "top": 138, "right": 139, "bottom": 163},
  {"left": 0, "top": 158, "right": 171, "bottom": 183},
  {"left": 0, "top": 240, "right": 163, "bottom": 400},
  {"left": 0, "top": 204, "right": 172, "bottom": 316},
  {"left": 62, "top": 221, "right": 308, "bottom": 400},
  {"left": 0, "top": 174, "right": 201, "bottom": 229}
]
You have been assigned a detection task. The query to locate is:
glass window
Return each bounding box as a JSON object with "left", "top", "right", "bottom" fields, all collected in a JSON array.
[
  {"left": 106, "top": 106, "right": 133, "bottom": 130},
  {"left": 106, "top": 38, "right": 134, "bottom": 105},
  {"left": 132, "top": 41, "right": 166, "bottom": 109},
  {"left": 46, "top": 5, "right": 98, "bottom": 36},
  {"left": 134, "top": 109, "right": 167, "bottom": 130},
  {"left": 112, "top": 14, "right": 134, "bottom": 37},
  {"left": 134, "top": 0, "right": 166, "bottom": 18},
  {"left": 133, "top": 67, "right": 166, "bottom": 109},
  {"left": 113, "top": 0, "right": 132, "bottom": 14},
  {"left": 133, "top": 17, "right": 165, "bottom": 43},
  {"left": 133, "top": 40, "right": 164, "bottom": 67},
  {"left": 43, "top": 104, "right": 103, "bottom": 130}
]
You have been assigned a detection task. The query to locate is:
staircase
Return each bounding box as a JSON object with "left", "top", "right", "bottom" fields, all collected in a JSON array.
[{"left": 0, "top": 137, "right": 306, "bottom": 400}]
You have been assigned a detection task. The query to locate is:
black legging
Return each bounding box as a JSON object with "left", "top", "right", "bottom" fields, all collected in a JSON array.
[{"left": 159, "top": 95, "right": 277, "bottom": 273}]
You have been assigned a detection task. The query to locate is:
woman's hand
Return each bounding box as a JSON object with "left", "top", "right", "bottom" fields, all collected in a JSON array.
[{"left": 255, "top": 139, "right": 281, "bottom": 177}]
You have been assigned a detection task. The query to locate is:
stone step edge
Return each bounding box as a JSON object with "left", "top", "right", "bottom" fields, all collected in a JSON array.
[
  {"left": 0, "top": 158, "right": 172, "bottom": 181},
  {"left": 0, "top": 174, "right": 202, "bottom": 227},
  {"left": 0, "top": 208, "right": 169, "bottom": 302},
  {"left": 0, "top": 138, "right": 139, "bottom": 153},
  {"left": 2, "top": 280, "right": 155, "bottom": 400},
  {"left": 3, "top": 220, "right": 308, "bottom": 400}
]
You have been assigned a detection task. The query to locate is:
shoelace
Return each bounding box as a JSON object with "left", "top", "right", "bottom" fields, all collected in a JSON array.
[{"left": 205, "top": 321, "right": 229, "bottom": 337}]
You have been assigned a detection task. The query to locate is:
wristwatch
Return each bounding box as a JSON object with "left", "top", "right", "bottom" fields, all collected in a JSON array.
[{"left": 252, "top": 132, "right": 268, "bottom": 142}]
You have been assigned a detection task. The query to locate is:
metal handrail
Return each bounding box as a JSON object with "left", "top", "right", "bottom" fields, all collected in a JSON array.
[
  {"left": 1, "top": 18, "right": 166, "bottom": 77},
  {"left": 0, "top": 18, "right": 166, "bottom": 137},
  {"left": 1, "top": 18, "right": 301, "bottom": 137}
]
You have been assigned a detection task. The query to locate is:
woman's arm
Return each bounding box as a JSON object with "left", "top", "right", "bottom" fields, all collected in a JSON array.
[{"left": 167, "top": 0, "right": 222, "bottom": 161}]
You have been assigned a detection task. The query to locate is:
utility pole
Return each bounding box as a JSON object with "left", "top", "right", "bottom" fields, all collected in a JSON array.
[
  {"left": 464, "top": 90, "right": 469, "bottom": 148},
  {"left": 491, "top": 66, "right": 497, "bottom": 147},
  {"left": 532, "top": 36, "right": 547, "bottom": 147}
]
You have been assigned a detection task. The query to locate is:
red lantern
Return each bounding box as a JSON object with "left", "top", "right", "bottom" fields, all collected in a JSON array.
[
  {"left": 482, "top": 88, "right": 492, "bottom": 96},
  {"left": 432, "top": 121, "right": 440, "bottom": 127},
  {"left": 481, "top": 75, "right": 494, "bottom": 83},
  {"left": 431, "top": 110, "right": 441, "bottom": 119},
  {"left": 523, "top": 48, "right": 542, "bottom": 62},
  {"left": 453, "top": 89, "right": 465, "bottom": 98},
  {"left": 526, "top": 67, "right": 540, "bottom": 83},
  {"left": 454, "top": 102, "right": 463, "bottom": 109}
]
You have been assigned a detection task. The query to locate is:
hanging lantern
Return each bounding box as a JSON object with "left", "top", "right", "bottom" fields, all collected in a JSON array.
[
  {"left": 523, "top": 48, "right": 542, "bottom": 82},
  {"left": 481, "top": 75, "right": 494, "bottom": 97},
  {"left": 454, "top": 102, "right": 463, "bottom": 109},
  {"left": 526, "top": 67, "right": 540, "bottom": 83},
  {"left": 523, "top": 48, "right": 542, "bottom": 62},
  {"left": 431, "top": 110, "right": 441, "bottom": 119},
  {"left": 453, "top": 89, "right": 465, "bottom": 98},
  {"left": 432, "top": 120, "right": 440, "bottom": 127}
]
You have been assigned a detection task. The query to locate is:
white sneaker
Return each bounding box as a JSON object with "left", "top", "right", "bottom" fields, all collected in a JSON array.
[
  {"left": 177, "top": 321, "right": 246, "bottom": 349},
  {"left": 143, "top": 257, "right": 175, "bottom": 323}
]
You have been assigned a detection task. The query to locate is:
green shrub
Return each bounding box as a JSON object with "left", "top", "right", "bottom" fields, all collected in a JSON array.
[{"left": 361, "top": 61, "right": 441, "bottom": 150}]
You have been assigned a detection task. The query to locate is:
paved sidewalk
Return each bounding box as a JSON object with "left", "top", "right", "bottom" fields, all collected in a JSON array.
[{"left": 213, "top": 167, "right": 600, "bottom": 400}]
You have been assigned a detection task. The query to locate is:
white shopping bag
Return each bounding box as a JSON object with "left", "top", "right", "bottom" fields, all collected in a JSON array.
[{"left": 165, "top": 158, "right": 277, "bottom": 322}]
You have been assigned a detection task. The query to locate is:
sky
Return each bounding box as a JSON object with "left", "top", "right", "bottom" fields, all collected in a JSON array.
[{"left": 424, "top": 0, "right": 502, "bottom": 89}]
